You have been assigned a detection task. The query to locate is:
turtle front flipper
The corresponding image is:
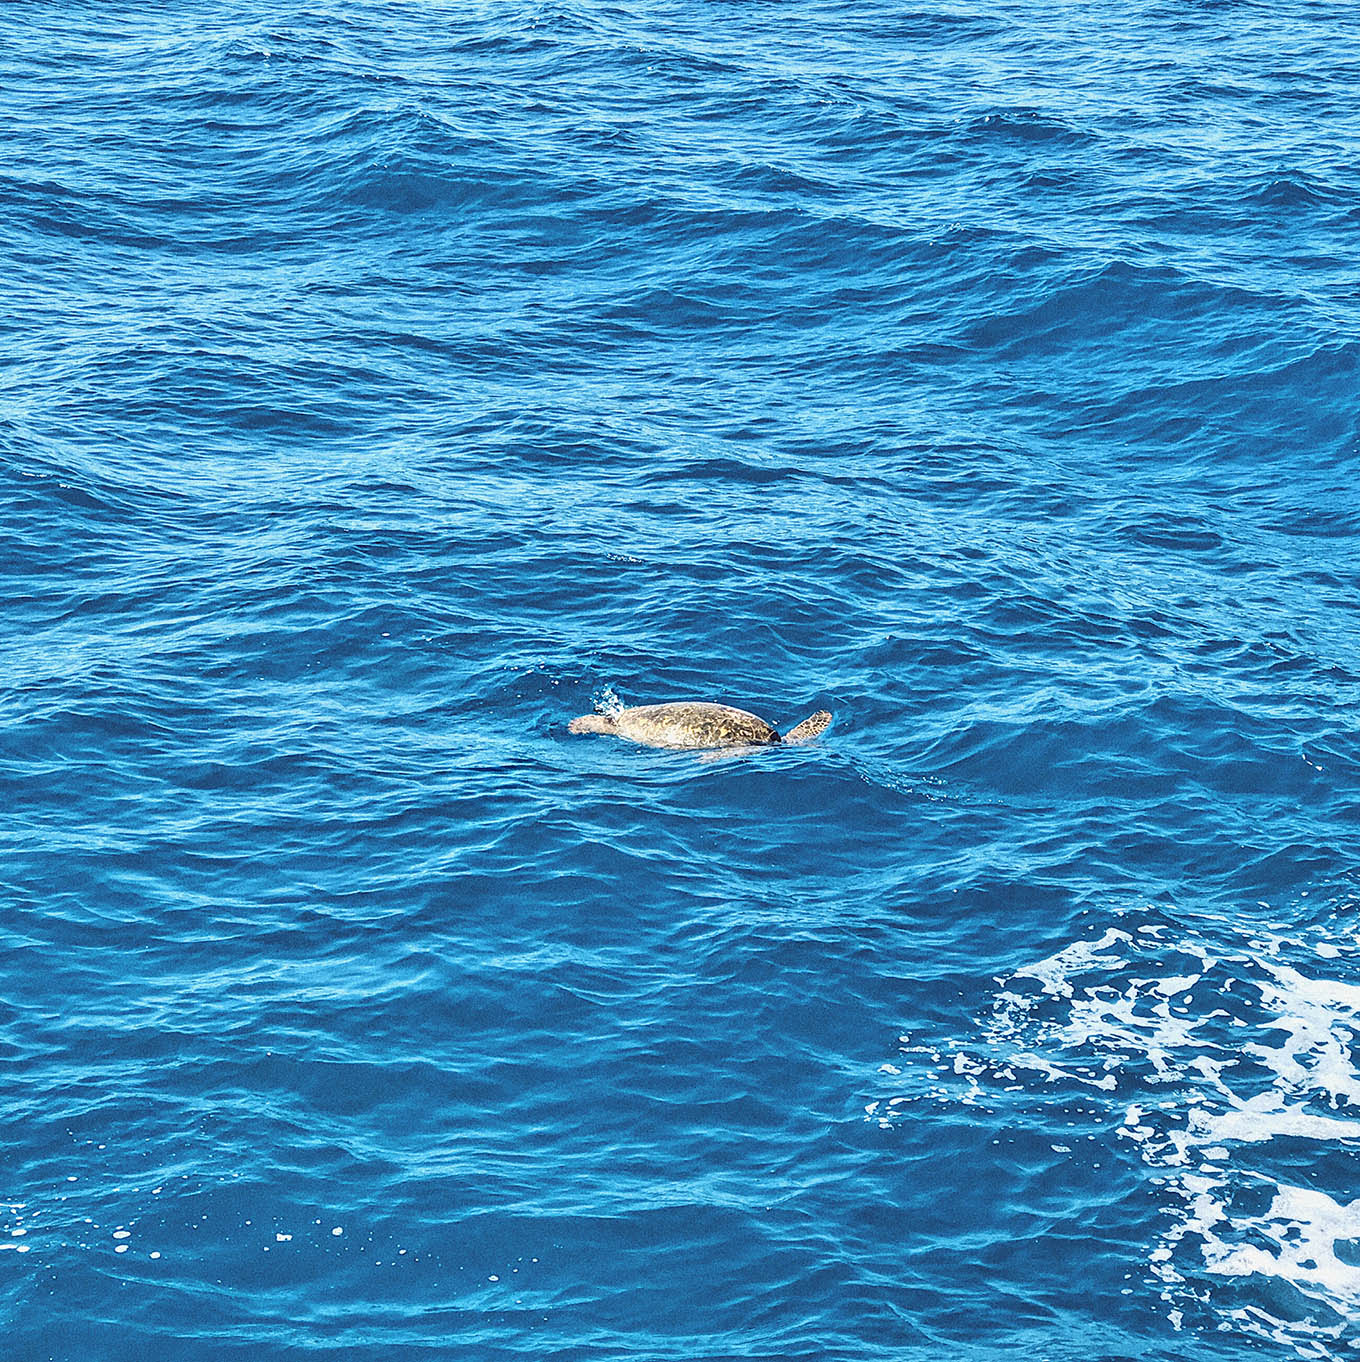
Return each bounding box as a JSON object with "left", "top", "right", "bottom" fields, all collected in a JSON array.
[{"left": 781, "top": 710, "right": 832, "bottom": 744}]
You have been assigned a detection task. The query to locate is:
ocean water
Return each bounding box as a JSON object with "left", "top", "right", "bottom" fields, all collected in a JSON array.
[{"left": 4, "top": 1, "right": 1360, "bottom": 1357}]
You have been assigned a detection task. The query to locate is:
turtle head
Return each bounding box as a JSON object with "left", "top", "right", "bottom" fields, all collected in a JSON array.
[{"left": 569, "top": 713, "right": 617, "bottom": 736}]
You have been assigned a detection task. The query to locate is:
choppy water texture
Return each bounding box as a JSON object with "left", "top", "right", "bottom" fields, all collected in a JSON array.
[{"left": 4, "top": 2, "right": 1360, "bottom": 1358}]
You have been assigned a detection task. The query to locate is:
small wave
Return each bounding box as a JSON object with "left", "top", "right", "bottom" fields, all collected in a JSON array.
[
  {"left": 961, "top": 108, "right": 1097, "bottom": 149},
  {"left": 1245, "top": 172, "right": 1342, "bottom": 210},
  {"left": 1113, "top": 508, "right": 1226, "bottom": 553}
]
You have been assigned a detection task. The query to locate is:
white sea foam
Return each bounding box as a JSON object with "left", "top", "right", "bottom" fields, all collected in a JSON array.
[{"left": 872, "top": 910, "right": 1360, "bottom": 1356}]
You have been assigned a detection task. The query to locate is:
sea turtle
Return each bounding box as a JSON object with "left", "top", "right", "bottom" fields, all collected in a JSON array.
[{"left": 568, "top": 701, "right": 832, "bottom": 750}]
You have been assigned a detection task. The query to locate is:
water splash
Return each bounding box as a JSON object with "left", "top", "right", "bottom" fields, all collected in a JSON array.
[{"left": 592, "top": 684, "right": 624, "bottom": 716}]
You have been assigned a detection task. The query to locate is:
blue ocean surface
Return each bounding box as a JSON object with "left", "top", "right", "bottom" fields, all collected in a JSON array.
[{"left": 4, "top": 2, "right": 1360, "bottom": 1358}]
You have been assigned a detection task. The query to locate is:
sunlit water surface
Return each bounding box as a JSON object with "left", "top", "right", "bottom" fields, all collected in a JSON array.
[{"left": 4, "top": 2, "right": 1360, "bottom": 1358}]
